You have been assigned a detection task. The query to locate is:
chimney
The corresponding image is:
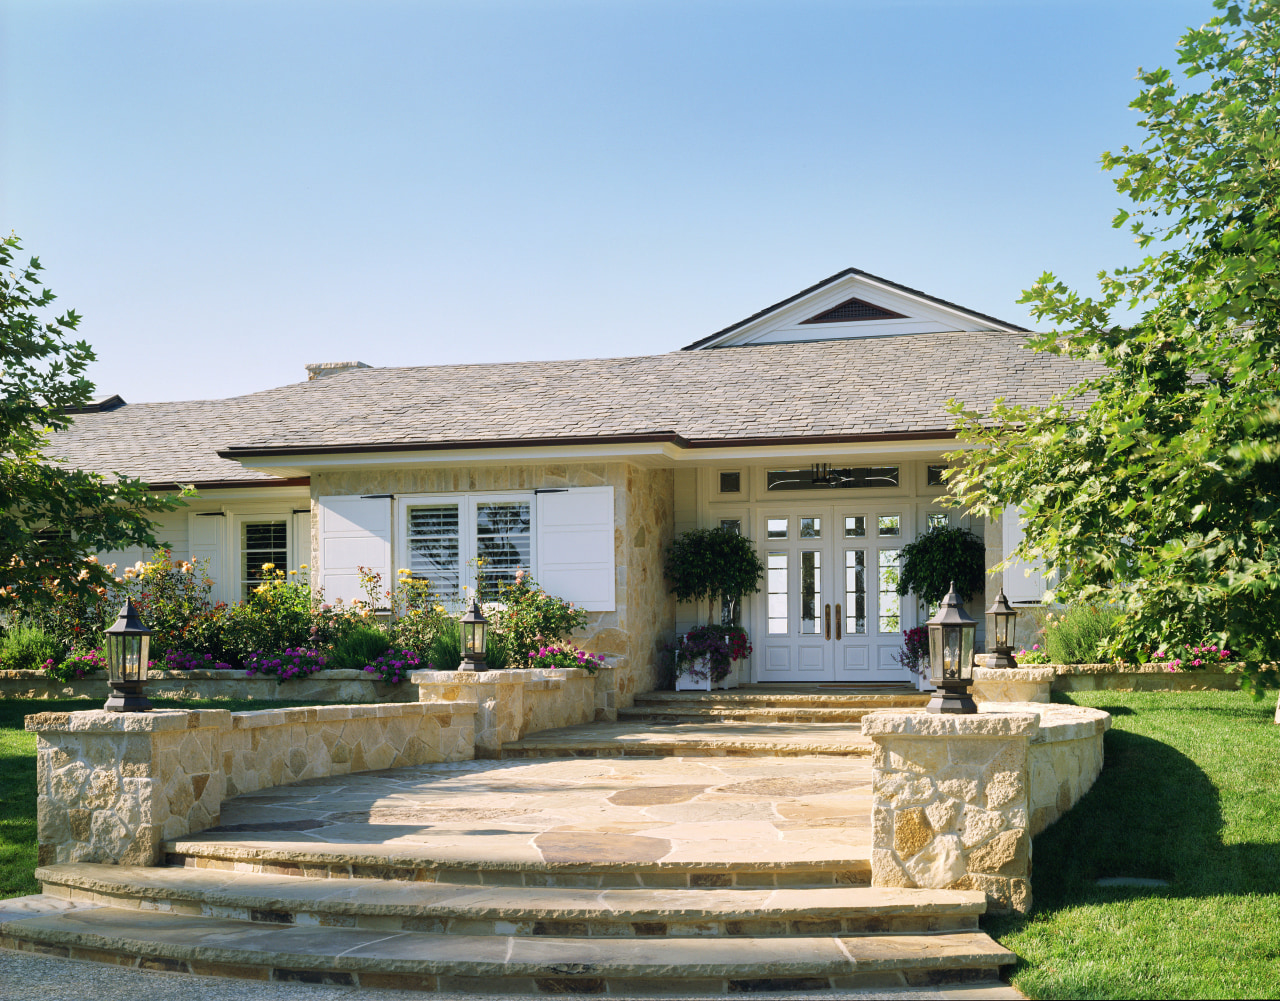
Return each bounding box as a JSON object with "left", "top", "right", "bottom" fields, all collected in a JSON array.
[{"left": 306, "top": 361, "right": 372, "bottom": 381}]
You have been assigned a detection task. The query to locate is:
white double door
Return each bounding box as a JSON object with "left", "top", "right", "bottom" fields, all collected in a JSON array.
[{"left": 753, "top": 506, "right": 914, "bottom": 683}]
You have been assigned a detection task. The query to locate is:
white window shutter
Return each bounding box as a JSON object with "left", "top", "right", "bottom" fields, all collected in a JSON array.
[
  {"left": 535, "top": 486, "right": 615, "bottom": 611},
  {"left": 1002, "top": 504, "right": 1047, "bottom": 604},
  {"left": 189, "top": 512, "right": 230, "bottom": 604},
  {"left": 317, "top": 495, "right": 392, "bottom": 609}
]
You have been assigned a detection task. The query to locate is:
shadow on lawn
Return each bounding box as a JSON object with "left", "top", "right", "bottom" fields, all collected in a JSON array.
[{"left": 986, "top": 708, "right": 1280, "bottom": 943}]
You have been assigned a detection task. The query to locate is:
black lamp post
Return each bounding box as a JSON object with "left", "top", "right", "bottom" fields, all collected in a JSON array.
[
  {"left": 103, "top": 599, "right": 153, "bottom": 712},
  {"left": 985, "top": 588, "right": 1020, "bottom": 669},
  {"left": 926, "top": 581, "right": 978, "bottom": 714},
  {"left": 459, "top": 598, "right": 488, "bottom": 672}
]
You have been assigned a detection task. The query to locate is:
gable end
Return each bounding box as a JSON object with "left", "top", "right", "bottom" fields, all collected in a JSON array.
[{"left": 800, "top": 296, "right": 906, "bottom": 324}]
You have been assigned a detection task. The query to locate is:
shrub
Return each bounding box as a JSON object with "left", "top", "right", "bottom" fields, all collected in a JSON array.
[
  {"left": 664, "top": 528, "right": 765, "bottom": 624},
  {"left": 896, "top": 526, "right": 986, "bottom": 607},
  {"left": 244, "top": 647, "right": 327, "bottom": 681},
  {"left": 327, "top": 626, "right": 392, "bottom": 670},
  {"left": 1016, "top": 644, "right": 1051, "bottom": 664},
  {"left": 155, "top": 649, "right": 233, "bottom": 671},
  {"left": 389, "top": 605, "right": 453, "bottom": 657},
  {"left": 491, "top": 570, "right": 587, "bottom": 664},
  {"left": 234, "top": 566, "right": 316, "bottom": 655},
  {"left": 527, "top": 643, "right": 605, "bottom": 674},
  {"left": 362, "top": 649, "right": 423, "bottom": 685},
  {"left": 116, "top": 550, "right": 216, "bottom": 654},
  {"left": 45, "top": 648, "right": 106, "bottom": 683},
  {"left": 0, "top": 625, "right": 66, "bottom": 671},
  {"left": 425, "top": 617, "right": 462, "bottom": 671},
  {"left": 1044, "top": 604, "right": 1124, "bottom": 664},
  {"left": 893, "top": 626, "right": 929, "bottom": 676}
]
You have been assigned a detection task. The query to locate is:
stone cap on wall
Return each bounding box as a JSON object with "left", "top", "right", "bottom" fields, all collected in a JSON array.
[
  {"left": 972, "top": 667, "right": 1056, "bottom": 683},
  {"left": 1051, "top": 662, "right": 1242, "bottom": 675},
  {"left": 861, "top": 703, "right": 1110, "bottom": 743},
  {"left": 411, "top": 666, "right": 609, "bottom": 686}
]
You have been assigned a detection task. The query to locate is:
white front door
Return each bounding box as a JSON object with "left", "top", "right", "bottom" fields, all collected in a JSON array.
[{"left": 753, "top": 507, "right": 913, "bottom": 683}]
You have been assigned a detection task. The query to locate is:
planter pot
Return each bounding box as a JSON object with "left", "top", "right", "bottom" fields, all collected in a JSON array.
[
  {"left": 675, "top": 666, "right": 713, "bottom": 691},
  {"left": 914, "top": 671, "right": 937, "bottom": 692},
  {"left": 717, "top": 660, "right": 741, "bottom": 690}
]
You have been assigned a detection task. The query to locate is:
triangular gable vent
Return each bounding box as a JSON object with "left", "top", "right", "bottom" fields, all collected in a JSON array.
[{"left": 801, "top": 297, "right": 905, "bottom": 324}]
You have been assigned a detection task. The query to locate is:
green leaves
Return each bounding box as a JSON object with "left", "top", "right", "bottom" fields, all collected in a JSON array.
[{"left": 663, "top": 528, "right": 765, "bottom": 624}]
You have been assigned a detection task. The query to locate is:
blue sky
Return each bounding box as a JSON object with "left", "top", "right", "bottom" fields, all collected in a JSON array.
[{"left": 3, "top": 0, "right": 1211, "bottom": 403}]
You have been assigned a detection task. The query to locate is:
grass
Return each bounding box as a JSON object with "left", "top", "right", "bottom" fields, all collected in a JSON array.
[
  {"left": 988, "top": 689, "right": 1280, "bottom": 1000},
  {"left": 0, "top": 697, "right": 321, "bottom": 900}
]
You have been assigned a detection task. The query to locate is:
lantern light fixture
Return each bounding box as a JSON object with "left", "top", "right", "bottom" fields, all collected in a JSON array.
[
  {"left": 103, "top": 599, "right": 154, "bottom": 712},
  {"left": 459, "top": 598, "right": 488, "bottom": 672},
  {"left": 926, "top": 581, "right": 978, "bottom": 715},
  {"left": 985, "top": 588, "right": 1020, "bottom": 669}
]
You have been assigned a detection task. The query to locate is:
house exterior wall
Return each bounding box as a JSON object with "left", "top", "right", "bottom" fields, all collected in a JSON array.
[{"left": 310, "top": 463, "right": 674, "bottom": 708}]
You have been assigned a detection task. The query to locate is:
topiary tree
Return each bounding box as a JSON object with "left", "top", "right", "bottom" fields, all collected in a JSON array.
[
  {"left": 663, "top": 527, "right": 765, "bottom": 625},
  {"left": 896, "top": 526, "right": 986, "bottom": 608}
]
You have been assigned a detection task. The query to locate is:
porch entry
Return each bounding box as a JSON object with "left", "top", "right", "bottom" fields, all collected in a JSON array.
[{"left": 753, "top": 507, "right": 913, "bottom": 683}]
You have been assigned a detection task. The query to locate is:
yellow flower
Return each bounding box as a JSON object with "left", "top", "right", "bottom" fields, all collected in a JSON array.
[
  {"left": 398, "top": 568, "right": 412, "bottom": 575},
  {"left": 261, "top": 563, "right": 275, "bottom": 571},
  {"left": 300, "top": 564, "right": 309, "bottom": 570},
  {"left": 289, "top": 570, "right": 297, "bottom": 575}
]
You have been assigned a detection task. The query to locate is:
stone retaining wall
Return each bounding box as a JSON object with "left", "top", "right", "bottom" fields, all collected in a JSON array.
[
  {"left": 27, "top": 701, "right": 477, "bottom": 868},
  {"left": 1051, "top": 663, "right": 1242, "bottom": 691},
  {"left": 971, "top": 666, "right": 1056, "bottom": 704},
  {"left": 863, "top": 703, "right": 1110, "bottom": 916},
  {"left": 413, "top": 665, "right": 616, "bottom": 757},
  {"left": 0, "top": 669, "right": 416, "bottom": 703}
]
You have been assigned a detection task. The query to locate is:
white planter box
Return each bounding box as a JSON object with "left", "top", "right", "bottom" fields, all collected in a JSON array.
[
  {"left": 675, "top": 671, "right": 713, "bottom": 691},
  {"left": 914, "top": 671, "right": 937, "bottom": 692},
  {"left": 718, "top": 660, "right": 740, "bottom": 690}
]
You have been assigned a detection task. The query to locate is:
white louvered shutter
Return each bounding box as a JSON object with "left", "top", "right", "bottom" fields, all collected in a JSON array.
[
  {"left": 1001, "top": 504, "right": 1048, "bottom": 604},
  {"left": 189, "top": 512, "right": 230, "bottom": 604},
  {"left": 316, "top": 495, "right": 393, "bottom": 609},
  {"left": 535, "top": 487, "right": 615, "bottom": 611}
]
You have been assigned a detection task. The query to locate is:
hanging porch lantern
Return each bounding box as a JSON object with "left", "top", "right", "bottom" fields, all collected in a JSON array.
[
  {"left": 926, "top": 581, "right": 977, "bottom": 714},
  {"left": 459, "top": 598, "right": 488, "bottom": 672},
  {"left": 103, "top": 599, "right": 154, "bottom": 712},
  {"left": 985, "top": 587, "right": 1019, "bottom": 669}
]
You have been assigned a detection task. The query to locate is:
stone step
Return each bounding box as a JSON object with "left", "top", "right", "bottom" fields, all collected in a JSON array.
[
  {"left": 0, "top": 900, "right": 1016, "bottom": 994},
  {"left": 619, "top": 705, "right": 887, "bottom": 723},
  {"left": 162, "top": 843, "right": 873, "bottom": 888},
  {"left": 633, "top": 690, "right": 929, "bottom": 710},
  {"left": 498, "top": 720, "right": 876, "bottom": 759},
  {"left": 37, "top": 863, "right": 984, "bottom": 937}
]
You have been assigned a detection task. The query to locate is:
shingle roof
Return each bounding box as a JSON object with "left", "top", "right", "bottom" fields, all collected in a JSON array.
[{"left": 51, "top": 333, "right": 1100, "bottom": 485}]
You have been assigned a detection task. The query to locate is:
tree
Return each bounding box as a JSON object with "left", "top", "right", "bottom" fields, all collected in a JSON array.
[
  {"left": 946, "top": 0, "right": 1280, "bottom": 694},
  {"left": 663, "top": 527, "right": 765, "bottom": 625},
  {"left": 0, "top": 235, "right": 184, "bottom": 613},
  {"left": 896, "top": 526, "right": 987, "bottom": 609}
]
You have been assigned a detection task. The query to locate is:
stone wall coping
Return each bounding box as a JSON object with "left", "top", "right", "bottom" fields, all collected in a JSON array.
[
  {"left": 26, "top": 700, "right": 480, "bottom": 735},
  {"left": 861, "top": 708, "right": 1041, "bottom": 739},
  {"left": 862, "top": 703, "right": 1110, "bottom": 743},
  {"left": 972, "top": 667, "right": 1057, "bottom": 683},
  {"left": 1050, "top": 662, "right": 1242, "bottom": 675},
  {"left": 410, "top": 666, "right": 601, "bottom": 684}
]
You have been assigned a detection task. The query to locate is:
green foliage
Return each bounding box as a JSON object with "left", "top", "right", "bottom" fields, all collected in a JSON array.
[
  {"left": 671, "top": 624, "right": 751, "bottom": 683},
  {"left": 45, "top": 648, "right": 106, "bottom": 682},
  {"left": 389, "top": 605, "right": 454, "bottom": 657},
  {"left": 0, "top": 236, "right": 185, "bottom": 614},
  {"left": 326, "top": 626, "right": 392, "bottom": 670},
  {"left": 526, "top": 643, "right": 604, "bottom": 673},
  {"left": 0, "top": 624, "right": 64, "bottom": 671},
  {"left": 491, "top": 570, "right": 587, "bottom": 665},
  {"left": 663, "top": 528, "right": 765, "bottom": 624},
  {"left": 896, "top": 526, "right": 986, "bottom": 606},
  {"left": 425, "top": 616, "right": 462, "bottom": 671},
  {"left": 1043, "top": 605, "right": 1124, "bottom": 665},
  {"left": 116, "top": 550, "right": 215, "bottom": 655},
  {"left": 946, "top": 1, "right": 1280, "bottom": 694}
]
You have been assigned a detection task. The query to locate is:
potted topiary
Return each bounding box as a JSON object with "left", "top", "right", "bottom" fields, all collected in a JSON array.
[
  {"left": 671, "top": 624, "right": 753, "bottom": 691},
  {"left": 663, "top": 527, "right": 764, "bottom": 689},
  {"left": 895, "top": 525, "right": 986, "bottom": 690}
]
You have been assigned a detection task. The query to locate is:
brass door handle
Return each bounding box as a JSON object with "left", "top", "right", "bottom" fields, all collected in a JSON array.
[
  {"left": 825, "top": 604, "right": 831, "bottom": 640},
  {"left": 836, "top": 604, "right": 842, "bottom": 641}
]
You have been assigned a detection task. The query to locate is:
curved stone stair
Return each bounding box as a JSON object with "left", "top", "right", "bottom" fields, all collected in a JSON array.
[{"left": 2, "top": 861, "right": 1015, "bottom": 994}]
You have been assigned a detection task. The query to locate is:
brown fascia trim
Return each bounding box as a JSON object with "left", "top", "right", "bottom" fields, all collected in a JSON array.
[
  {"left": 144, "top": 476, "right": 312, "bottom": 491},
  {"left": 217, "top": 430, "right": 957, "bottom": 460}
]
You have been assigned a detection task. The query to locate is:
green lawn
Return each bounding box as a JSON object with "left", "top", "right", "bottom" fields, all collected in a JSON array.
[
  {"left": 0, "top": 697, "right": 320, "bottom": 899},
  {"left": 988, "top": 690, "right": 1280, "bottom": 1000}
]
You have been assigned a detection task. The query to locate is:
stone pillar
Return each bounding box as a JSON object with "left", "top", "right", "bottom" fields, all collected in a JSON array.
[
  {"left": 971, "top": 666, "right": 1056, "bottom": 703},
  {"left": 414, "top": 671, "right": 525, "bottom": 758},
  {"left": 28, "top": 709, "right": 231, "bottom": 867}
]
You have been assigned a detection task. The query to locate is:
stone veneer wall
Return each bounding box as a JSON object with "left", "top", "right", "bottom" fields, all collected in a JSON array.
[
  {"left": 28, "top": 702, "right": 477, "bottom": 867},
  {"left": 414, "top": 665, "right": 616, "bottom": 757},
  {"left": 1052, "top": 663, "right": 1243, "bottom": 691},
  {"left": 863, "top": 704, "right": 1110, "bottom": 915},
  {"left": 0, "top": 669, "right": 416, "bottom": 703},
  {"left": 312, "top": 462, "right": 675, "bottom": 709},
  {"left": 971, "top": 667, "right": 1056, "bottom": 704}
]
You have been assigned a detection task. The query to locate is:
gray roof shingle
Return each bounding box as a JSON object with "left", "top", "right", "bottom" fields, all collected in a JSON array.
[{"left": 51, "top": 333, "right": 1101, "bottom": 485}]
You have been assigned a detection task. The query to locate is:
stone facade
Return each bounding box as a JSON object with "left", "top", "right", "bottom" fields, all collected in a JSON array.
[
  {"left": 312, "top": 462, "right": 675, "bottom": 710},
  {"left": 1052, "top": 663, "right": 1242, "bottom": 691},
  {"left": 28, "top": 702, "right": 477, "bottom": 867},
  {"left": 413, "top": 665, "right": 615, "bottom": 758},
  {"left": 0, "top": 669, "right": 417, "bottom": 703},
  {"left": 863, "top": 704, "right": 1109, "bottom": 915}
]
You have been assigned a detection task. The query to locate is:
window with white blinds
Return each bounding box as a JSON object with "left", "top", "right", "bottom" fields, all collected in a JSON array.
[
  {"left": 400, "top": 494, "right": 532, "bottom": 606},
  {"left": 406, "top": 505, "right": 461, "bottom": 599}
]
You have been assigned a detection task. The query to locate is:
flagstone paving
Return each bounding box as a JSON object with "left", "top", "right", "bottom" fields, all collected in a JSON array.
[{"left": 168, "top": 755, "right": 874, "bottom": 876}]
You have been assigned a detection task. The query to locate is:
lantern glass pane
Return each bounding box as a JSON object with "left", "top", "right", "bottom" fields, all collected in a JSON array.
[
  {"left": 959, "top": 625, "right": 974, "bottom": 680},
  {"left": 928, "top": 623, "right": 945, "bottom": 683},
  {"left": 474, "top": 620, "right": 486, "bottom": 655},
  {"left": 106, "top": 635, "right": 124, "bottom": 682}
]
